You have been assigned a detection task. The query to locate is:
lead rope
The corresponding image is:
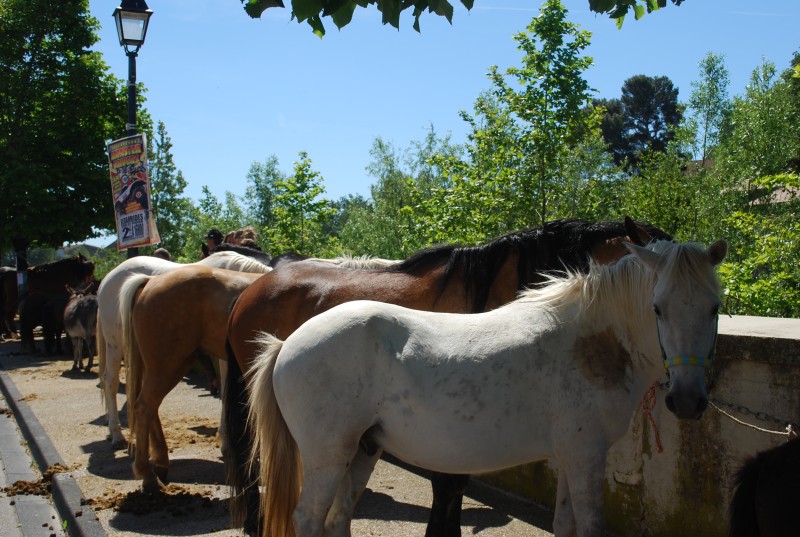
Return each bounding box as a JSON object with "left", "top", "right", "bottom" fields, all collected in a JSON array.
[{"left": 642, "top": 382, "right": 664, "bottom": 453}]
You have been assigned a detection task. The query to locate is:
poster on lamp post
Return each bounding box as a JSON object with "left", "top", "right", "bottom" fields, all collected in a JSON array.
[{"left": 107, "top": 134, "right": 160, "bottom": 251}]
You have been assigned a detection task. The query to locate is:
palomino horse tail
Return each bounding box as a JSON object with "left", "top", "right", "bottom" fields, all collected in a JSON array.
[
  {"left": 118, "top": 273, "right": 152, "bottom": 444},
  {"left": 728, "top": 454, "right": 762, "bottom": 537},
  {"left": 246, "top": 332, "right": 301, "bottom": 537},
  {"left": 96, "top": 314, "right": 108, "bottom": 409}
]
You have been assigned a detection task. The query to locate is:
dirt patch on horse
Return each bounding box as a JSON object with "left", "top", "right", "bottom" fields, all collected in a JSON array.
[{"left": 87, "top": 484, "right": 219, "bottom": 516}]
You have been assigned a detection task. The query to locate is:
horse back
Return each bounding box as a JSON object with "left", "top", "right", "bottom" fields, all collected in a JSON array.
[{"left": 228, "top": 260, "right": 458, "bottom": 372}]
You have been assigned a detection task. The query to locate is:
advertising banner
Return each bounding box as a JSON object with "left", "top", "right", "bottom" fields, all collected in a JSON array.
[{"left": 107, "top": 134, "right": 160, "bottom": 250}]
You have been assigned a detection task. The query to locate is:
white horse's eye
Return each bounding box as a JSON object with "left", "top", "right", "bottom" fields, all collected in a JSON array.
[
  {"left": 711, "top": 305, "right": 720, "bottom": 316},
  {"left": 652, "top": 304, "right": 661, "bottom": 316}
]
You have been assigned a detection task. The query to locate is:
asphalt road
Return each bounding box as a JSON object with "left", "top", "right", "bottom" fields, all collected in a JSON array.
[{"left": 0, "top": 336, "right": 555, "bottom": 537}]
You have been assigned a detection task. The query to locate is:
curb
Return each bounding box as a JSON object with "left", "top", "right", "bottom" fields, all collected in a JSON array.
[{"left": 0, "top": 369, "right": 106, "bottom": 537}]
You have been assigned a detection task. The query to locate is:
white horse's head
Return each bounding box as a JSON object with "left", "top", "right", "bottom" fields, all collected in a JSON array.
[{"left": 627, "top": 239, "right": 728, "bottom": 420}]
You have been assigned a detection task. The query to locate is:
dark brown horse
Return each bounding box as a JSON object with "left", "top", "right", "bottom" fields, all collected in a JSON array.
[
  {"left": 224, "top": 217, "right": 672, "bottom": 537},
  {"left": 0, "top": 267, "right": 17, "bottom": 339},
  {"left": 18, "top": 255, "right": 95, "bottom": 353},
  {"left": 729, "top": 434, "right": 800, "bottom": 537}
]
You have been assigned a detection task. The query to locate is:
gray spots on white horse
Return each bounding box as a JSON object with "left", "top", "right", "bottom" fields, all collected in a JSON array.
[
  {"left": 447, "top": 378, "right": 486, "bottom": 422},
  {"left": 574, "top": 328, "right": 631, "bottom": 388}
]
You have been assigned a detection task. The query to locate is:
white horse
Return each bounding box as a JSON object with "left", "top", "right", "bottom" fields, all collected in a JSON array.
[
  {"left": 246, "top": 239, "right": 727, "bottom": 537},
  {"left": 96, "top": 251, "right": 271, "bottom": 449}
]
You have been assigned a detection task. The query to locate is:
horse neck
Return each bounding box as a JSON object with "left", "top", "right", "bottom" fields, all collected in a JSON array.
[{"left": 575, "top": 267, "right": 665, "bottom": 386}]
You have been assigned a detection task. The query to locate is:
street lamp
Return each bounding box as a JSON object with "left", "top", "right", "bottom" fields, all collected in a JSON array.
[{"left": 113, "top": 0, "right": 152, "bottom": 258}]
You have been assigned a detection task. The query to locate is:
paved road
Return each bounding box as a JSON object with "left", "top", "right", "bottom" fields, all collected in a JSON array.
[{"left": 0, "top": 337, "right": 555, "bottom": 536}]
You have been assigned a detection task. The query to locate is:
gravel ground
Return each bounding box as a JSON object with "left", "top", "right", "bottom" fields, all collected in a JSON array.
[{"left": 0, "top": 337, "right": 554, "bottom": 536}]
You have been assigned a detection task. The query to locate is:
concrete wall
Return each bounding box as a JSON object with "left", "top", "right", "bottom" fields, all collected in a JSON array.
[{"left": 476, "top": 315, "right": 800, "bottom": 536}]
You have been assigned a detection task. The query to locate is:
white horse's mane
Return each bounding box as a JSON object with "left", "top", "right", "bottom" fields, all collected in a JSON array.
[{"left": 517, "top": 240, "right": 720, "bottom": 323}]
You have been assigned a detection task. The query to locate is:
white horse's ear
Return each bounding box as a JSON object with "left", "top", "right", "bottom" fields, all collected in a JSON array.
[
  {"left": 707, "top": 240, "right": 728, "bottom": 266},
  {"left": 624, "top": 242, "right": 660, "bottom": 271}
]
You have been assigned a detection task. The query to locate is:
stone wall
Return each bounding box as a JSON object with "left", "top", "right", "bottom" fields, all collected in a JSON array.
[{"left": 476, "top": 315, "right": 800, "bottom": 536}]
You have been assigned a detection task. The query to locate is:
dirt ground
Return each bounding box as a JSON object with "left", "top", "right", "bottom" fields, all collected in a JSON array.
[{"left": 0, "top": 337, "right": 554, "bottom": 536}]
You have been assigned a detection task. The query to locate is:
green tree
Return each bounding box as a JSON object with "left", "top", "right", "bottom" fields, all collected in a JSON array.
[
  {"left": 688, "top": 52, "right": 730, "bottom": 163},
  {"left": 265, "top": 152, "right": 338, "bottom": 255},
  {"left": 0, "top": 0, "right": 126, "bottom": 252},
  {"left": 239, "top": 0, "right": 687, "bottom": 36},
  {"left": 417, "top": 0, "right": 599, "bottom": 241},
  {"left": 346, "top": 129, "right": 459, "bottom": 257},
  {"left": 599, "top": 75, "right": 683, "bottom": 171},
  {"left": 244, "top": 155, "right": 284, "bottom": 233},
  {"left": 147, "top": 121, "right": 197, "bottom": 256},
  {"left": 714, "top": 60, "right": 800, "bottom": 204}
]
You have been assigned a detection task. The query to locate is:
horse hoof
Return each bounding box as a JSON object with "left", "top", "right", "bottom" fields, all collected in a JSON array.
[
  {"left": 111, "top": 438, "right": 128, "bottom": 451},
  {"left": 141, "top": 480, "right": 163, "bottom": 494},
  {"left": 154, "top": 465, "right": 169, "bottom": 484},
  {"left": 70, "top": 364, "right": 80, "bottom": 372}
]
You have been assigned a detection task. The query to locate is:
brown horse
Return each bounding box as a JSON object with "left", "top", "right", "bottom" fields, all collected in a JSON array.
[
  {"left": 0, "top": 267, "right": 17, "bottom": 339},
  {"left": 224, "top": 217, "right": 672, "bottom": 537},
  {"left": 728, "top": 434, "right": 800, "bottom": 537}
]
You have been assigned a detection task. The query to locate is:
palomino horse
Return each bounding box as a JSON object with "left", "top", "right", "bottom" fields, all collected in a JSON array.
[
  {"left": 225, "top": 218, "right": 672, "bottom": 536},
  {"left": 117, "top": 255, "right": 403, "bottom": 491},
  {"left": 728, "top": 433, "right": 800, "bottom": 537},
  {"left": 96, "top": 250, "right": 272, "bottom": 449},
  {"left": 63, "top": 282, "right": 99, "bottom": 372},
  {"left": 246, "top": 238, "right": 728, "bottom": 537}
]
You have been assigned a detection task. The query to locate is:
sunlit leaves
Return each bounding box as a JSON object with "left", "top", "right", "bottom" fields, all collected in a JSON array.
[{"left": 240, "top": 0, "right": 687, "bottom": 35}]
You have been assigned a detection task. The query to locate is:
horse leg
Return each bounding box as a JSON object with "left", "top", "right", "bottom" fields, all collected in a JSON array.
[
  {"left": 217, "top": 358, "right": 229, "bottom": 458},
  {"left": 562, "top": 453, "right": 607, "bottom": 537},
  {"left": 149, "top": 413, "right": 169, "bottom": 485},
  {"left": 132, "top": 397, "right": 160, "bottom": 492},
  {"left": 324, "top": 447, "right": 383, "bottom": 537},
  {"left": 293, "top": 466, "right": 351, "bottom": 537},
  {"left": 426, "top": 473, "right": 470, "bottom": 537},
  {"left": 553, "top": 469, "right": 577, "bottom": 537},
  {"left": 104, "top": 348, "right": 127, "bottom": 449}
]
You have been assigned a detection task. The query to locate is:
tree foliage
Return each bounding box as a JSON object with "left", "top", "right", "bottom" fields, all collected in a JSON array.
[
  {"left": 597, "top": 75, "right": 683, "bottom": 170},
  {"left": 414, "top": 0, "right": 599, "bottom": 243},
  {"left": 147, "top": 121, "right": 198, "bottom": 257},
  {"left": 264, "top": 152, "right": 339, "bottom": 255},
  {"left": 0, "top": 0, "right": 126, "bottom": 251},
  {"left": 688, "top": 52, "right": 730, "bottom": 163},
  {"left": 239, "top": 0, "right": 687, "bottom": 36}
]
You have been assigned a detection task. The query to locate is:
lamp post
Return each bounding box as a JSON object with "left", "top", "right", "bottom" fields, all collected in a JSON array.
[{"left": 113, "top": 0, "right": 152, "bottom": 258}]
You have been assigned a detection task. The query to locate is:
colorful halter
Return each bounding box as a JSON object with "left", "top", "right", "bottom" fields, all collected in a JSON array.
[{"left": 657, "top": 315, "right": 718, "bottom": 370}]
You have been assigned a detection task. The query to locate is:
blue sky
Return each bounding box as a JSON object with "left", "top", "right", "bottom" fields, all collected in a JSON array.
[{"left": 89, "top": 0, "right": 799, "bottom": 206}]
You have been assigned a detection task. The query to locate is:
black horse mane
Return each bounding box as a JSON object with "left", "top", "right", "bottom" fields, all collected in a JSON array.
[{"left": 386, "top": 218, "right": 672, "bottom": 312}]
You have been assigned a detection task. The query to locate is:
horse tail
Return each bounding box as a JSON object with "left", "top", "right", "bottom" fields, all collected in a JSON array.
[
  {"left": 118, "top": 273, "right": 151, "bottom": 443},
  {"left": 224, "top": 340, "right": 254, "bottom": 530},
  {"left": 728, "top": 453, "right": 762, "bottom": 537},
  {"left": 246, "top": 332, "right": 300, "bottom": 537},
  {"left": 96, "top": 314, "right": 108, "bottom": 408}
]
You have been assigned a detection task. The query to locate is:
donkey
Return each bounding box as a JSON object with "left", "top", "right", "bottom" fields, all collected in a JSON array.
[{"left": 63, "top": 282, "right": 98, "bottom": 372}]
